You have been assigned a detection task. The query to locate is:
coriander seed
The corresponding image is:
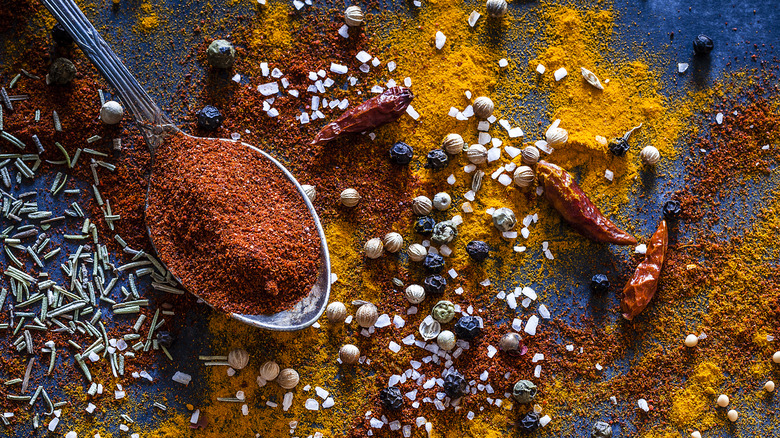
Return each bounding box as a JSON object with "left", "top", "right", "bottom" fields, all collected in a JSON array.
[
  {"left": 340, "top": 188, "right": 361, "bottom": 207},
  {"left": 473, "top": 96, "right": 494, "bottom": 119},
  {"left": 640, "top": 145, "right": 661, "bottom": 165},
  {"left": 364, "top": 238, "right": 384, "bottom": 259},
  {"left": 412, "top": 195, "right": 433, "bottom": 215},
  {"left": 407, "top": 243, "right": 427, "bottom": 262},
  {"left": 383, "top": 232, "right": 403, "bottom": 253},
  {"left": 404, "top": 284, "right": 426, "bottom": 304},
  {"left": 259, "top": 361, "right": 280, "bottom": 381},
  {"left": 545, "top": 123, "right": 568, "bottom": 147},
  {"left": 326, "top": 301, "right": 347, "bottom": 323},
  {"left": 485, "top": 0, "right": 508, "bottom": 17},
  {"left": 513, "top": 166, "right": 535, "bottom": 188},
  {"left": 99, "top": 101, "right": 123, "bottom": 125},
  {"left": 521, "top": 146, "right": 540, "bottom": 165},
  {"left": 301, "top": 184, "right": 316, "bottom": 202},
  {"left": 228, "top": 349, "right": 250, "bottom": 370},
  {"left": 355, "top": 303, "right": 379, "bottom": 328},
  {"left": 466, "top": 144, "right": 488, "bottom": 164},
  {"left": 207, "top": 39, "right": 236, "bottom": 69},
  {"left": 442, "top": 133, "right": 465, "bottom": 155},
  {"left": 436, "top": 330, "right": 456, "bottom": 351},
  {"left": 344, "top": 5, "right": 364, "bottom": 27},
  {"left": 339, "top": 344, "right": 360, "bottom": 364},
  {"left": 277, "top": 368, "right": 299, "bottom": 389}
]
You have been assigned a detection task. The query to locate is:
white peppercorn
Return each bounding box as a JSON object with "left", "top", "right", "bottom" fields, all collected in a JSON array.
[
  {"left": 405, "top": 284, "right": 426, "bottom": 304},
  {"left": 513, "top": 166, "right": 535, "bottom": 188},
  {"left": 344, "top": 5, "right": 364, "bottom": 27},
  {"left": 326, "top": 301, "right": 347, "bottom": 323},
  {"left": 383, "top": 232, "right": 403, "bottom": 253},
  {"left": 716, "top": 394, "right": 729, "bottom": 407},
  {"left": 466, "top": 144, "right": 488, "bottom": 164},
  {"left": 442, "top": 133, "right": 465, "bottom": 155},
  {"left": 355, "top": 303, "right": 379, "bottom": 328},
  {"left": 340, "top": 188, "right": 361, "bottom": 207},
  {"left": 473, "top": 96, "right": 494, "bottom": 119},
  {"left": 765, "top": 380, "right": 775, "bottom": 392},
  {"left": 302, "top": 184, "right": 316, "bottom": 202},
  {"left": 486, "top": 0, "right": 508, "bottom": 17},
  {"left": 412, "top": 196, "right": 433, "bottom": 215},
  {"left": 339, "top": 344, "right": 360, "bottom": 364},
  {"left": 684, "top": 334, "right": 698, "bottom": 347},
  {"left": 640, "top": 145, "right": 661, "bottom": 165},
  {"left": 259, "top": 360, "right": 280, "bottom": 381},
  {"left": 277, "top": 368, "right": 299, "bottom": 389},
  {"left": 407, "top": 243, "right": 427, "bottom": 262},
  {"left": 727, "top": 409, "right": 738, "bottom": 422},
  {"left": 432, "top": 192, "right": 452, "bottom": 210},
  {"left": 228, "top": 349, "right": 250, "bottom": 370},
  {"left": 436, "top": 330, "right": 456, "bottom": 351},
  {"left": 364, "top": 238, "right": 384, "bottom": 259},
  {"left": 521, "top": 146, "right": 540, "bottom": 165},
  {"left": 99, "top": 101, "right": 123, "bottom": 125}
]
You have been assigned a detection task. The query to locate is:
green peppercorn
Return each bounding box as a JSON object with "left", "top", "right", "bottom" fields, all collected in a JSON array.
[
  {"left": 207, "top": 39, "right": 236, "bottom": 69},
  {"left": 47, "top": 58, "right": 77, "bottom": 86},
  {"left": 492, "top": 207, "right": 516, "bottom": 232},
  {"left": 512, "top": 380, "right": 537, "bottom": 404},
  {"left": 431, "top": 220, "right": 457, "bottom": 245},
  {"left": 431, "top": 300, "right": 456, "bottom": 323}
]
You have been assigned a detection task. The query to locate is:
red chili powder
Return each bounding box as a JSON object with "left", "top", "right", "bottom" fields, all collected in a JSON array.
[{"left": 146, "top": 132, "right": 321, "bottom": 315}]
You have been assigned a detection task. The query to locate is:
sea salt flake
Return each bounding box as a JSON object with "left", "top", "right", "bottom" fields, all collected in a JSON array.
[
  {"left": 468, "top": 11, "right": 481, "bottom": 27},
  {"left": 435, "top": 31, "right": 447, "bottom": 50},
  {"left": 315, "top": 387, "right": 329, "bottom": 400},
  {"left": 505, "top": 146, "right": 521, "bottom": 158},
  {"left": 375, "top": 314, "right": 392, "bottom": 328},
  {"left": 283, "top": 392, "right": 294, "bottom": 411},
  {"left": 540, "top": 415, "right": 551, "bottom": 427},
  {"left": 478, "top": 132, "right": 491, "bottom": 145},
  {"left": 393, "top": 315, "right": 405, "bottom": 328},
  {"left": 522, "top": 287, "right": 537, "bottom": 300}
]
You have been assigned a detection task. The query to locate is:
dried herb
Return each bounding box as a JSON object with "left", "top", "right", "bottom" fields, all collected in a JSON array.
[
  {"left": 537, "top": 161, "right": 637, "bottom": 245},
  {"left": 311, "top": 87, "right": 414, "bottom": 145},
  {"left": 620, "top": 220, "right": 668, "bottom": 320}
]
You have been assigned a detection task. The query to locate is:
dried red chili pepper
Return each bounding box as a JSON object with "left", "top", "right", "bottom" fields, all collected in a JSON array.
[
  {"left": 311, "top": 86, "right": 414, "bottom": 145},
  {"left": 621, "top": 220, "right": 668, "bottom": 320},
  {"left": 536, "top": 161, "right": 637, "bottom": 245}
]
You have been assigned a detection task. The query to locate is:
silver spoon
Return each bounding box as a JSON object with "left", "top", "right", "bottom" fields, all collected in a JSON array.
[{"left": 40, "top": 0, "right": 331, "bottom": 331}]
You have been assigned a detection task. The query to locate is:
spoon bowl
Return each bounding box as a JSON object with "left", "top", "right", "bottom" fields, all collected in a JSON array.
[{"left": 41, "top": 0, "right": 331, "bottom": 331}]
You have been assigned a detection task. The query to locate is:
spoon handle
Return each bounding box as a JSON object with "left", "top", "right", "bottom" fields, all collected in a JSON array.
[{"left": 40, "top": 0, "right": 173, "bottom": 150}]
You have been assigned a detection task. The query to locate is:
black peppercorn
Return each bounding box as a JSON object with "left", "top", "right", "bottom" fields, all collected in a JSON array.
[
  {"left": 466, "top": 240, "right": 490, "bottom": 262},
  {"left": 414, "top": 217, "right": 436, "bottom": 235},
  {"left": 590, "top": 274, "right": 610, "bottom": 293},
  {"left": 591, "top": 421, "right": 613, "bottom": 438},
  {"left": 425, "top": 149, "right": 449, "bottom": 169},
  {"left": 693, "top": 34, "right": 714, "bottom": 55},
  {"left": 423, "top": 274, "right": 447, "bottom": 295},
  {"left": 196, "top": 105, "right": 224, "bottom": 131},
  {"left": 389, "top": 142, "right": 414, "bottom": 165},
  {"left": 608, "top": 137, "right": 630, "bottom": 156},
  {"left": 519, "top": 412, "right": 540, "bottom": 431},
  {"left": 422, "top": 253, "right": 445, "bottom": 274},
  {"left": 156, "top": 331, "right": 174, "bottom": 348},
  {"left": 442, "top": 371, "right": 466, "bottom": 399},
  {"left": 453, "top": 315, "right": 481, "bottom": 340},
  {"left": 379, "top": 387, "right": 403, "bottom": 410},
  {"left": 662, "top": 200, "right": 681, "bottom": 220},
  {"left": 52, "top": 23, "right": 73, "bottom": 46}
]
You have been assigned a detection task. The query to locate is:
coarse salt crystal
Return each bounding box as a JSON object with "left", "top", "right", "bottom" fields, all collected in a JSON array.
[
  {"left": 505, "top": 146, "right": 521, "bottom": 158},
  {"left": 406, "top": 105, "right": 420, "bottom": 120},
  {"left": 435, "top": 31, "right": 447, "bottom": 50},
  {"left": 538, "top": 304, "right": 550, "bottom": 319},
  {"left": 678, "top": 63, "right": 689, "bottom": 73},
  {"left": 498, "top": 174, "right": 513, "bottom": 186},
  {"left": 522, "top": 287, "right": 537, "bottom": 300},
  {"left": 534, "top": 365, "right": 542, "bottom": 378},
  {"left": 330, "top": 63, "right": 348, "bottom": 74},
  {"left": 371, "top": 85, "right": 384, "bottom": 93},
  {"left": 338, "top": 24, "right": 349, "bottom": 38},
  {"left": 464, "top": 190, "right": 475, "bottom": 201},
  {"left": 261, "top": 62, "right": 269, "bottom": 76},
  {"left": 356, "top": 51, "right": 372, "bottom": 63},
  {"left": 506, "top": 294, "right": 517, "bottom": 310},
  {"left": 514, "top": 245, "right": 526, "bottom": 252},
  {"left": 257, "top": 82, "right": 279, "bottom": 96},
  {"left": 525, "top": 315, "right": 539, "bottom": 335},
  {"left": 468, "top": 11, "right": 481, "bottom": 27},
  {"left": 293, "top": 0, "right": 304, "bottom": 9},
  {"left": 172, "top": 371, "right": 191, "bottom": 386},
  {"left": 404, "top": 77, "right": 412, "bottom": 87},
  {"left": 462, "top": 202, "right": 473, "bottom": 213},
  {"left": 305, "top": 399, "right": 319, "bottom": 410},
  {"left": 487, "top": 345, "right": 498, "bottom": 358},
  {"left": 498, "top": 58, "right": 508, "bottom": 68},
  {"left": 359, "top": 64, "right": 370, "bottom": 73},
  {"left": 553, "top": 67, "right": 568, "bottom": 81},
  {"left": 386, "top": 79, "right": 397, "bottom": 88},
  {"left": 512, "top": 318, "right": 523, "bottom": 331},
  {"left": 462, "top": 105, "right": 474, "bottom": 118},
  {"left": 231, "top": 74, "right": 241, "bottom": 83},
  {"left": 536, "top": 64, "right": 546, "bottom": 74},
  {"left": 283, "top": 392, "right": 294, "bottom": 411},
  {"left": 532, "top": 353, "right": 544, "bottom": 363},
  {"left": 487, "top": 147, "right": 501, "bottom": 162},
  {"left": 716, "top": 113, "right": 724, "bottom": 124},
  {"left": 540, "top": 415, "right": 551, "bottom": 427},
  {"left": 448, "top": 269, "right": 458, "bottom": 279},
  {"left": 604, "top": 169, "right": 614, "bottom": 181},
  {"left": 388, "top": 61, "right": 396, "bottom": 72},
  {"left": 389, "top": 341, "right": 402, "bottom": 353},
  {"left": 508, "top": 127, "right": 524, "bottom": 138},
  {"left": 635, "top": 244, "right": 647, "bottom": 254},
  {"left": 638, "top": 398, "right": 649, "bottom": 412}
]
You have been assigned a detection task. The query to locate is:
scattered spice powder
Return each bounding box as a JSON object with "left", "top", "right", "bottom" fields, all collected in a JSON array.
[{"left": 146, "top": 132, "right": 321, "bottom": 315}]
